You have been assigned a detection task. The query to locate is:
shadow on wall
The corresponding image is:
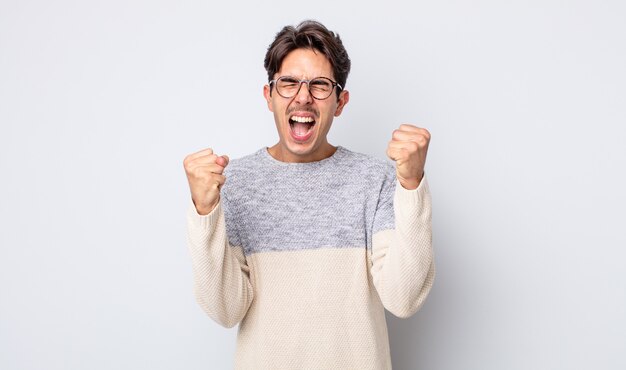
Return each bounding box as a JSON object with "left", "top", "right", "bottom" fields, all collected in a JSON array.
[
  {"left": 386, "top": 300, "right": 439, "bottom": 369},
  {"left": 385, "top": 220, "right": 457, "bottom": 369}
]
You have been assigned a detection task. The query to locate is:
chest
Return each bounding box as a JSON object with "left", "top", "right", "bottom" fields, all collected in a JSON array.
[{"left": 224, "top": 174, "right": 380, "bottom": 254}]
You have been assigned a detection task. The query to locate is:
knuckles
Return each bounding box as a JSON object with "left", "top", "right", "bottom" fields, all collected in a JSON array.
[
  {"left": 391, "top": 126, "right": 431, "bottom": 144},
  {"left": 183, "top": 153, "right": 220, "bottom": 172}
]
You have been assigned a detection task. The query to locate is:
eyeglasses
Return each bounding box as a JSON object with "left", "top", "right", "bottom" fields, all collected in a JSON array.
[{"left": 269, "top": 76, "right": 342, "bottom": 100}]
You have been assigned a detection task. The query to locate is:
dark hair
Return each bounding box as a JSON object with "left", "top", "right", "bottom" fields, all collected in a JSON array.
[{"left": 264, "top": 20, "right": 351, "bottom": 98}]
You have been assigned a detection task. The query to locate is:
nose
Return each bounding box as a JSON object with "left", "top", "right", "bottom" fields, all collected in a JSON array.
[{"left": 293, "top": 81, "right": 314, "bottom": 104}]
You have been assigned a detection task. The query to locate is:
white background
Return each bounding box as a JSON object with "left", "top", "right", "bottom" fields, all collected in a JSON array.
[{"left": 1, "top": 0, "right": 625, "bottom": 369}]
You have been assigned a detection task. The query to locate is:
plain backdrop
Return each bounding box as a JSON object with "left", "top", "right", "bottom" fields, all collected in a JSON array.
[{"left": 1, "top": 0, "right": 625, "bottom": 369}]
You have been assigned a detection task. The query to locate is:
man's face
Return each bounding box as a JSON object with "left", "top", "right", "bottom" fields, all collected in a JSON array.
[{"left": 263, "top": 48, "right": 349, "bottom": 163}]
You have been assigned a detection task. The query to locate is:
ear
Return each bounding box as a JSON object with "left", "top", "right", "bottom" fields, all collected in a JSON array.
[
  {"left": 334, "top": 90, "right": 350, "bottom": 117},
  {"left": 263, "top": 84, "right": 274, "bottom": 112}
]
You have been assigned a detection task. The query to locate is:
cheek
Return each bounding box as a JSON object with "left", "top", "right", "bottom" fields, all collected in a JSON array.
[
  {"left": 273, "top": 110, "right": 282, "bottom": 124},
  {"left": 325, "top": 104, "right": 340, "bottom": 119}
]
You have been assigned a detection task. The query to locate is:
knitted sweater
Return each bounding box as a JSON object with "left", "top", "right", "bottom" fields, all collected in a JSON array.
[{"left": 186, "top": 146, "right": 435, "bottom": 369}]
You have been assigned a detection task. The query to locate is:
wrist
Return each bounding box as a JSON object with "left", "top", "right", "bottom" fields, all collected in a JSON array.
[
  {"left": 194, "top": 198, "right": 219, "bottom": 216},
  {"left": 397, "top": 172, "right": 423, "bottom": 190}
]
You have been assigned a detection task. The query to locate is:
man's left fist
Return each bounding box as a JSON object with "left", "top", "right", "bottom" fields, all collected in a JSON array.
[{"left": 386, "top": 124, "right": 431, "bottom": 190}]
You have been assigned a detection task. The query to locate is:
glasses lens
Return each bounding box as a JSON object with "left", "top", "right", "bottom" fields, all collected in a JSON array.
[
  {"left": 276, "top": 77, "right": 301, "bottom": 98},
  {"left": 309, "top": 78, "right": 333, "bottom": 99}
]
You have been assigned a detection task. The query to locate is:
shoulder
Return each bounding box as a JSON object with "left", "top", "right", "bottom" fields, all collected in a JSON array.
[
  {"left": 335, "top": 146, "right": 395, "bottom": 179},
  {"left": 221, "top": 149, "right": 269, "bottom": 197},
  {"left": 223, "top": 148, "right": 266, "bottom": 176}
]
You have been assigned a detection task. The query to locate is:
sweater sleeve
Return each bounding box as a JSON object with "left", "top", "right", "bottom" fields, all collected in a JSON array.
[
  {"left": 370, "top": 176, "right": 435, "bottom": 319},
  {"left": 186, "top": 199, "right": 254, "bottom": 328}
]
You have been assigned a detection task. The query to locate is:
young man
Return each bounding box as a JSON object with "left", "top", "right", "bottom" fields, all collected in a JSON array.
[{"left": 183, "top": 20, "right": 434, "bottom": 369}]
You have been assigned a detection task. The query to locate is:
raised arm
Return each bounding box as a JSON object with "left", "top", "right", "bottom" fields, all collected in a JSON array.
[
  {"left": 183, "top": 148, "right": 253, "bottom": 327},
  {"left": 370, "top": 124, "right": 435, "bottom": 318}
]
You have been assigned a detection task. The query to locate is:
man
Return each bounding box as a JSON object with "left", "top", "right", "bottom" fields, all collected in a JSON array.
[{"left": 183, "top": 20, "right": 434, "bottom": 369}]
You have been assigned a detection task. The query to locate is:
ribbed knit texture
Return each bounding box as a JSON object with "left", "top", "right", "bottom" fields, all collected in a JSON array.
[{"left": 186, "top": 147, "right": 434, "bottom": 369}]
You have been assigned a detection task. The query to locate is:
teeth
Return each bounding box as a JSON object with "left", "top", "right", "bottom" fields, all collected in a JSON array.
[{"left": 290, "top": 116, "right": 314, "bottom": 123}]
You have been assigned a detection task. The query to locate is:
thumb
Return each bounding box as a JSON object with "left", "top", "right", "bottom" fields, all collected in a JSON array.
[{"left": 216, "top": 155, "right": 230, "bottom": 167}]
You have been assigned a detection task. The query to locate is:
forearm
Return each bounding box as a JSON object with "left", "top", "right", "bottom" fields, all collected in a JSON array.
[
  {"left": 371, "top": 177, "right": 435, "bottom": 318},
  {"left": 186, "top": 200, "right": 253, "bottom": 327}
]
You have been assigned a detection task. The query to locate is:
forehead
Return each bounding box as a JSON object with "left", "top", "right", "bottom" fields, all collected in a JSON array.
[{"left": 277, "top": 48, "right": 334, "bottom": 79}]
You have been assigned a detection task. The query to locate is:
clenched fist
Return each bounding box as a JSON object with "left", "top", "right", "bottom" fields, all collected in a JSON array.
[
  {"left": 183, "top": 148, "right": 229, "bottom": 215},
  {"left": 386, "top": 124, "right": 430, "bottom": 190}
]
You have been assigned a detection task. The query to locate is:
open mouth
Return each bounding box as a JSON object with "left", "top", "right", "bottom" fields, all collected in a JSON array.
[{"left": 289, "top": 115, "right": 316, "bottom": 141}]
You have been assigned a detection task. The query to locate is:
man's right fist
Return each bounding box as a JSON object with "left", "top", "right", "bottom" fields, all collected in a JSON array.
[{"left": 183, "top": 148, "right": 229, "bottom": 215}]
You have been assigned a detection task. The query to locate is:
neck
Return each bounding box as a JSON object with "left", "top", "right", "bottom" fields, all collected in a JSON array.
[{"left": 267, "top": 143, "right": 337, "bottom": 163}]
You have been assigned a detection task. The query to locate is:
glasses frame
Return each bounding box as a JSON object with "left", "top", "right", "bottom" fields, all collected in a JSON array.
[{"left": 269, "top": 76, "right": 343, "bottom": 100}]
